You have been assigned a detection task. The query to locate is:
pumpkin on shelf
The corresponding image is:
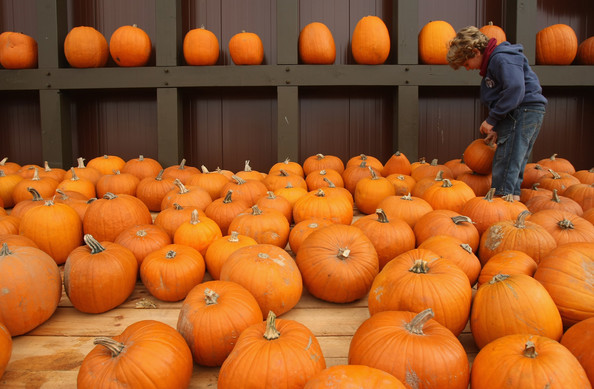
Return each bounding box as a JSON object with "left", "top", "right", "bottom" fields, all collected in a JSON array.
[
  {"left": 173, "top": 209, "right": 223, "bottom": 256},
  {"left": 418, "top": 20, "right": 456, "bottom": 65},
  {"left": 58, "top": 168, "right": 96, "bottom": 199},
  {"left": 121, "top": 155, "right": 163, "bottom": 180},
  {"left": 0, "top": 233, "right": 39, "bottom": 249},
  {"left": 218, "top": 175, "right": 268, "bottom": 206},
  {"left": 114, "top": 223, "right": 171, "bottom": 268},
  {"left": 154, "top": 203, "right": 204, "bottom": 239},
  {"left": 187, "top": 166, "right": 231, "bottom": 200},
  {"left": 162, "top": 158, "right": 200, "bottom": 184},
  {"left": 140, "top": 243, "right": 205, "bottom": 302},
  {"left": 305, "top": 169, "right": 345, "bottom": 191},
  {"left": 0, "top": 170, "right": 24, "bottom": 208},
  {"left": 9, "top": 187, "right": 47, "bottom": 220},
  {"left": 86, "top": 154, "right": 126, "bottom": 175},
  {"left": 288, "top": 217, "right": 333, "bottom": 255},
  {"left": 0, "top": 157, "right": 21, "bottom": 175},
  {"left": 77, "top": 320, "right": 193, "bottom": 389},
  {"left": 537, "top": 153, "right": 576, "bottom": 174},
  {"left": 381, "top": 151, "right": 412, "bottom": 176},
  {"left": 160, "top": 179, "right": 213, "bottom": 211},
  {"left": 304, "top": 364, "right": 406, "bottom": 389},
  {"left": 414, "top": 209, "right": 480, "bottom": 251},
  {"left": 536, "top": 23, "right": 578, "bottom": 65},
  {"left": 0, "top": 31, "right": 38, "bottom": 69},
  {"left": 135, "top": 170, "right": 176, "bottom": 212},
  {"left": 537, "top": 169, "right": 580, "bottom": 196},
  {"left": 573, "top": 167, "right": 594, "bottom": 185},
  {"left": 421, "top": 178, "right": 476, "bottom": 213},
  {"left": 456, "top": 170, "right": 492, "bottom": 196},
  {"left": 205, "top": 189, "right": 251, "bottom": 234},
  {"left": 354, "top": 166, "right": 395, "bottom": 215},
  {"left": 577, "top": 36, "right": 594, "bottom": 65},
  {"left": 228, "top": 30, "right": 264, "bottom": 65},
  {"left": 177, "top": 280, "right": 263, "bottom": 366},
  {"left": 470, "top": 273, "right": 563, "bottom": 349},
  {"left": 10, "top": 167, "right": 59, "bottom": 203},
  {"left": 477, "top": 249, "right": 537, "bottom": 288},
  {"left": 64, "top": 26, "right": 108, "bottom": 68},
  {"left": 220, "top": 244, "right": 303, "bottom": 317},
  {"left": 183, "top": 25, "right": 220, "bottom": 66},
  {"left": 479, "top": 21, "right": 506, "bottom": 44},
  {"left": 521, "top": 163, "right": 549, "bottom": 188},
  {"left": 348, "top": 309, "right": 470, "bottom": 388},
  {"left": 64, "top": 234, "right": 137, "bottom": 314},
  {"left": 0, "top": 243, "right": 62, "bottom": 336},
  {"left": 204, "top": 231, "right": 258, "bottom": 280},
  {"left": 563, "top": 182, "right": 594, "bottom": 212},
  {"left": 302, "top": 153, "right": 345, "bottom": 175},
  {"left": 525, "top": 188, "right": 584, "bottom": 215},
  {"left": 351, "top": 15, "right": 391, "bottom": 65},
  {"left": 377, "top": 193, "right": 433, "bottom": 228},
  {"left": 95, "top": 170, "right": 140, "bottom": 198},
  {"left": 255, "top": 191, "right": 293, "bottom": 223},
  {"left": 292, "top": 188, "right": 353, "bottom": 225},
  {"left": 227, "top": 204, "right": 290, "bottom": 248},
  {"left": 470, "top": 334, "right": 591, "bottom": 388},
  {"left": 299, "top": 22, "right": 336, "bottom": 65},
  {"left": 109, "top": 24, "right": 152, "bottom": 67},
  {"left": 63, "top": 157, "right": 102, "bottom": 186},
  {"left": 269, "top": 157, "right": 304, "bottom": 178},
  {"left": 384, "top": 173, "right": 416, "bottom": 196}
]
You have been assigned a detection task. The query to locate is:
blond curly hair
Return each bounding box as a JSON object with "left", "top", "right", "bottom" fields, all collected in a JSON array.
[{"left": 447, "top": 26, "right": 489, "bottom": 69}]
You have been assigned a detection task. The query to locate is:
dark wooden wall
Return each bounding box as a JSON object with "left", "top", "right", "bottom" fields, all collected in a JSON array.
[{"left": 1, "top": 0, "right": 593, "bottom": 171}]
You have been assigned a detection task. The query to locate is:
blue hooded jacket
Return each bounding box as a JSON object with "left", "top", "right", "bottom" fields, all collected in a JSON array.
[{"left": 481, "top": 41, "right": 547, "bottom": 126}]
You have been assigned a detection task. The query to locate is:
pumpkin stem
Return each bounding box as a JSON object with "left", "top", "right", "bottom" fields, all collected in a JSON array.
[
  {"left": 369, "top": 166, "right": 379, "bottom": 180},
  {"left": 55, "top": 188, "right": 68, "bottom": 200},
  {"left": 243, "top": 160, "right": 253, "bottom": 172},
  {"left": 322, "top": 178, "right": 336, "bottom": 188},
  {"left": 0, "top": 243, "right": 12, "bottom": 256},
  {"left": 433, "top": 170, "right": 444, "bottom": 181},
  {"left": 0, "top": 157, "right": 6, "bottom": 165},
  {"left": 223, "top": 190, "right": 234, "bottom": 203},
  {"left": 0, "top": 170, "right": 5, "bottom": 177},
  {"left": 76, "top": 157, "right": 86, "bottom": 168},
  {"left": 523, "top": 341, "right": 538, "bottom": 358},
  {"left": 358, "top": 161, "right": 367, "bottom": 168},
  {"left": 279, "top": 169, "right": 290, "bottom": 177},
  {"left": 174, "top": 179, "right": 189, "bottom": 194},
  {"left": 315, "top": 189, "right": 326, "bottom": 197},
  {"left": 547, "top": 168, "right": 562, "bottom": 180},
  {"left": 401, "top": 193, "right": 413, "bottom": 201},
  {"left": 283, "top": 157, "right": 291, "bottom": 164},
  {"left": 173, "top": 203, "right": 184, "bottom": 210},
  {"left": 489, "top": 273, "right": 510, "bottom": 284},
  {"left": 43, "top": 199, "right": 55, "bottom": 207},
  {"left": 513, "top": 210, "right": 531, "bottom": 229},
  {"left": 228, "top": 231, "right": 240, "bottom": 242},
  {"left": 204, "top": 288, "right": 219, "bottom": 305},
  {"left": 558, "top": 219, "right": 574, "bottom": 230},
  {"left": 166, "top": 250, "right": 177, "bottom": 259},
  {"left": 404, "top": 308, "right": 434, "bottom": 335},
  {"left": 27, "top": 187, "right": 44, "bottom": 201},
  {"left": 70, "top": 167, "right": 80, "bottom": 181},
  {"left": 155, "top": 169, "right": 165, "bottom": 181},
  {"left": 263, "top": 311, "right": 281, "bottom": 340},
  {"left": 103, "top": 192, "right": 117, "bottom": 200},
  {"left": 409, "top": 259, "right": 429, "bottom": 274},
  {"left": 460, "top": 243, "right": 473, "bottom": 254},
  {"left": 201, "top": 165, "right": 210, "bottom": 173},
  {"left": 93, "top": 337, "right": 126, "bottom": 357},
  {"left": 337, "top": 247, "right": 351, "bottom": 259},
  {"left": 375, "top": 209, "right": 389, "bottom": 223},
  {"left": 266, "top": 191, "right": 276, "bottom": 199},
  {"left": 484, "top": 188, "right": 496, "bottom": 201},
  {"left": 178, "top": 158, "right": 187, "bottom": 169},
  {"left": 440, "top": 178, "right": 453, "bottom": 188},
  {"left": 136, "top": 229, "right": 147, "bottom": 237},
  {"left": 315, "top": 153, "right": 325, "bottom": 160},
  {"left": 31, "top": 167, "right": 40, "bottom": 181},
  {"left": 138, "top": 155, "right": 145, "bottom": 161},
  {"left": 190, "top": 209, "right": 201, "bottom": 224},
  {"left": 451, "top": 215, "right": 474, "bottom": 225},
  {"left": 231, "top": 175, "right": 246, "bottom": 185},
  {"left": 251, "top": 204, "right": 263, "bottom": 215},
  {"left": 430, "top": 158, "right": 438, "bottom": 166},
  {"left": 83, "top": 234, "right": 106, "bottom": 254},
  {"left": 551, "top": 189, "right": 561, "bottom": 203}
]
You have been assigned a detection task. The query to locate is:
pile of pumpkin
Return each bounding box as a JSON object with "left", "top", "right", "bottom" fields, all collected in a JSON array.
[{"left": 0, "top": 144, "right": 593, "bottom": 388}]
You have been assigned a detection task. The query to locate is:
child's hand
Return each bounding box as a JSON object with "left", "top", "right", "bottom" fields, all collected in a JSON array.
[{"left": 480, "top": 120, "right": 497, "bottom": 144}]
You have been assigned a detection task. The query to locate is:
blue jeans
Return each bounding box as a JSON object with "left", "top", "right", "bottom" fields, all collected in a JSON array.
[{"left": 491, "top": 104, "right": 546, "bottom": 196}]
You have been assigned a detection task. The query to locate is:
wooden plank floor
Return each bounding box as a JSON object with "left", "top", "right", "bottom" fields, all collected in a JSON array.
[{"left": 2, "top": 268, "right": 479, "bottom": 388}]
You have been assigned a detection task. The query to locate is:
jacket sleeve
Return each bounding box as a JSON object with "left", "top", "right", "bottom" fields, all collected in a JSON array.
[{"left": 486, "top": 56, "right": 525, "bottom": 127}]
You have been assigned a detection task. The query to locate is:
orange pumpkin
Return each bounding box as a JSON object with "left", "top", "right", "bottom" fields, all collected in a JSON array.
[
  {"left": 0, "top": 32, "right": 38, "bottom": 69},
  {"left": 354, "top": 167, "right": 395, "bottom": 214},
  {"left": 229, "top": 31, "right": 264, "bottom": 65},
  {"left": 173, "top": 209, "right": 223, "bottom": 255},
  {"left": 560, "top": 316, "right": 594, "bottom": 384},
  {"left": 0, "top": 321, "right": 11, "bottom": 378},
  {"left": 299, "top": 22, "right": 336, "bottom": 64},
  {"left": 477, "top": 249, "right": 537, "bottom": 288},
  {"left": 304, "top": 364, "right": 406, "bottom": 389},
  {"left": 302, "top": 153, "right": 345, "bottom": 175},
  {"left": 381, "top": 151, "right": 412, "bottom": 176},
  {"left": 351, "top": 16, "right": 390, "bottom": 65},
  {"left": 109, "top": 24, "right": 152, "bottom": 67},
  {"left": 87, "top": 154, "right": 126, "bottom": 175},
  {"left": 577, "top": 36, "right": 594, "bottom": 65},
  {"left": 479, "top": 21, "right": 507, "bottom": 45},
  {"left": 204, "top": 231, "right": 257, "bottom": 280},
  {"left": 418, "top": 20, "right": 456, "bottom": 64},
  {"left": 135, "top": 170, "right": 176, "bottom": 212},
  {"left": 536, "top": 24, "right": 578, "bottom": 65},
  {"left": 288, "top": 217, "right": 333, "bottom": 255},
  {"left": 122, "top": 155, "right": 163, "bottom": 180},
  {"left": 183, "top": 26, "right": 220, "bottom": 65},
  {"left": 377, "top": 193, "right": 433, "bottom": 228},
  {"left": 463, "top": 138, "right": 496, "bottom": 175},
  {"left": 114, "top": 223, "right": 171, "bottom": 267},
  {"left": 205, "top": 190, "right": 251, "bottom": 234},
  {"left": 64, "top": 26, "right": 108, "bottom": 68}
]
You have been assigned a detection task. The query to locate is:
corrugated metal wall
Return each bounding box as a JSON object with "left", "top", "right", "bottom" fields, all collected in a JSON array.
[{"left": 1, "top": 0, "right": 593, "bottom": 171}]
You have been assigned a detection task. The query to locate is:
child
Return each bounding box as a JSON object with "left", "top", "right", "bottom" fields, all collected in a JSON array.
[{"left": 447, "top": 26, "right": 547, "bottom": 200}]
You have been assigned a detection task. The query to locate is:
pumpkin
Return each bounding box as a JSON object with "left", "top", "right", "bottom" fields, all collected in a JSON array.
[
  {"left": 444, "top": 156, "right": 472, "bottom": 179},
  {"left": 228, "top": 31, "right": 264, "bottom": 65},
  {"left": 140, "top": 243, "right": 205, "bottom": 301},
  {"left": 87, "top": 154, "right": 126, "bottom": 175},
  {"left": 96, "top": 170, "right": 140, "bottom": 198},
  {"left": 0, "top": 32, "right": 38, "bottom": 69},
  {"left": 573, "top": 167, "right": 594, "bottom": 185},
  {"left": 351, "top": 16, "right": 390, "bottom": 65},
  {"left": 478, "top": 210, "right": 557, "bottom": 265},
  {"left": 58, "top": 168, "right": 96, "bottom": 199},
  {"left": 83, "top": 192, "right": 152, "bottom": 242},
  {"left": 577, "top": 36, "right": 594, "bottom": 65},
  {"left": 583, "top": 208, "right": 594, "bottom": 225},
  {"left": 304, "top": 364, "right": 405, "bottom": 389},
  {"left": 18, "top": 164, "right": 42, "bottom": 179},
  {"left": 219, "top": 175, "right": 268, "bottom": 206},
  {"left": 9, "top": 187, "right": 46, "bottom": 219},
  {"left": 122, "top": 155, "right": 163, "bottom": 180},
  {"left": 381, "top": 151, "right": 412, "bottom": 176},
  {"left": 39, "top": 161, "right": 66, "bottom": 182},
  {"left": 418, "top": 20, "right": 456, "bottom": 64},
  {"left": 0, "top": 243, "right": 62, "bottom": 336},
  {"left": 522, "top": 163, "right": 549, "bottom": 188},
  {"left": 227, "top": 204, "right": 290, "bottom": 248},
  {"left": 418, "top": 234, "right": 481, "bottom": 286},
  {"left": 235, "top": 160, "right": 265, "bottom": 181},
  {"left": 302, "top": 153, "right": 345, "bottom": 175},
  {"left": 377, "top": 193, "right": 433, "bottom": 228},
  {"left": 0, "top": 321, "right": 11, "bottom": 378},
  {"left": 162, "top": 158, "right": 200, "bottom": 184},
  {"left": 135, "top": 169, "right": 176, "bottom": 212},
  {"left": 296, "top": 224, "right": 379, "bottom": 303},
  {"left": 414, "top": 209, "right": 480, "bottom": 251},
  {"left": 0, "top": 157, "right": 20, "bottom": 175},
  {"left": 538, "top": 153, "right": 576, "bottom": 174},
  {"left": 528, "top": 209, "right": 594, "bottom": 246},
  {"left": 204, "top": 231, "right": 257, "bottom": 280},
  {"left": 11, "top": 168, "right": 58, "bottom": 204},
  {"left": 288, "top": 217, "right": 333, "bottom": 255},
  {"left": 205, "top": 189, "right": 251, "bottom": 234},
  {"left": 306, "top": 169, "right": 345, "bottom": 191},
  {"left": 173, "top": 209, "right": 223, "bottom": 255},
  {"left": 560, "top": 316, "right": 594, "bottom": 384},
  {"left": 262, "top": 169, "right": 307, "bottom": 192},
  {"left": 352, "top": 209, "right": 415, "bottom": 270},
  {"left": 348, "top": 309, "right": 470, "bottom": 389},
  {"left": 354, "top": 167, "right": 395, "bottom": 215},
  {"left": 477, "top": 250, "right": 537, "bottom": 287},
  {"left": 77, "top": 320, "right": 193, "bottom": 389},
  {"left": 520, "top": 182, "right": 553, "bottom": 203},
  {"left": 525, "top": 188, "right": 583, "bottom": 215},
  {"left": 0, "top": 215, "right": 19, "bottom": 235},
  {"left": 255, "top": 191, "right": 292, "bottom": 223},
  {"left": 421, "top": 178, "right": 476, "bottom": 213},
  {"left": 218, "top": 311, "right": 326, "bottom": 388},
  {"left": 161, "top": 179, "right": 213, "bottom": 211},
  {"left": 470, "top": 334, "right": 591, "bottom": 388},
  {"left": 368, "top": 248, "right": 472, "bottom": 336},
  {"left": 479, "top": 21, "right": 507, "bottom": 45},
  {"left": 346, "top": 153, "right": 384, "bottom": 173},
  {"left": 536, "top": 24, "right": 578, "bottom": 65},
  {"left": 463, "top": 138, "right": 496, "bottom": 175},
  {"left": 457, "top": 170, "right": 491, "bottom": 196},
  {"left": 270, "top": 158, "right": 305, "bottom": 177},
  {"left": 533, "top": 242, "right": 594, "bottom": 327},
  {"left": 183, "top": 26, "right": 220, "bottom": 65},
  {"left": 109, "top": 24, "right": 152, "bottom": 67},
  {"left": 292, "top": 188, "right": 353, "bottom": 225},
  {"left": 563, "top": 183, "right": 594, "bottom": 212},
  {"left": 114, "top": 223, "right": 171, "bottom": 267},
  {"left": 18, "top": 199, "right": 83, "bottom": 265},
  {"left": 299, "top": 22, "right": 336, "bottom": 64},
  {"left": 385, "top": 173, "right": 416, "bottom": 196},
  {"left": 0, "top": 233, "right": 39, "bottom": 249},
  {"left": 220, "top": 244, "right": 303, "bottom": 317},
  {"left": 64, "top": 26, "right": 108, "bottom": 68},
  {"left": 470, "top": 273, "right": 563, "bottom": 349},
  {"left": 177, "top": 280, "right": 263, "bottom": 366},
  {"left": 153, "top": 203, "right": 204, "bottom": 239},
  {"left": 410, "top": 170, "right": 445, "bottom": 198},
  {"left": 64, "top": 234, "right": 137, "bottom": 313},
  {"left": 187, "top": 165, "right": 231, "bottom": 200},
  {"left": 63, "top": 157, "right": 102, "bottom": 185},
  {"left": 0, "top": 170, "right": 24, "bottom": 208}
]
